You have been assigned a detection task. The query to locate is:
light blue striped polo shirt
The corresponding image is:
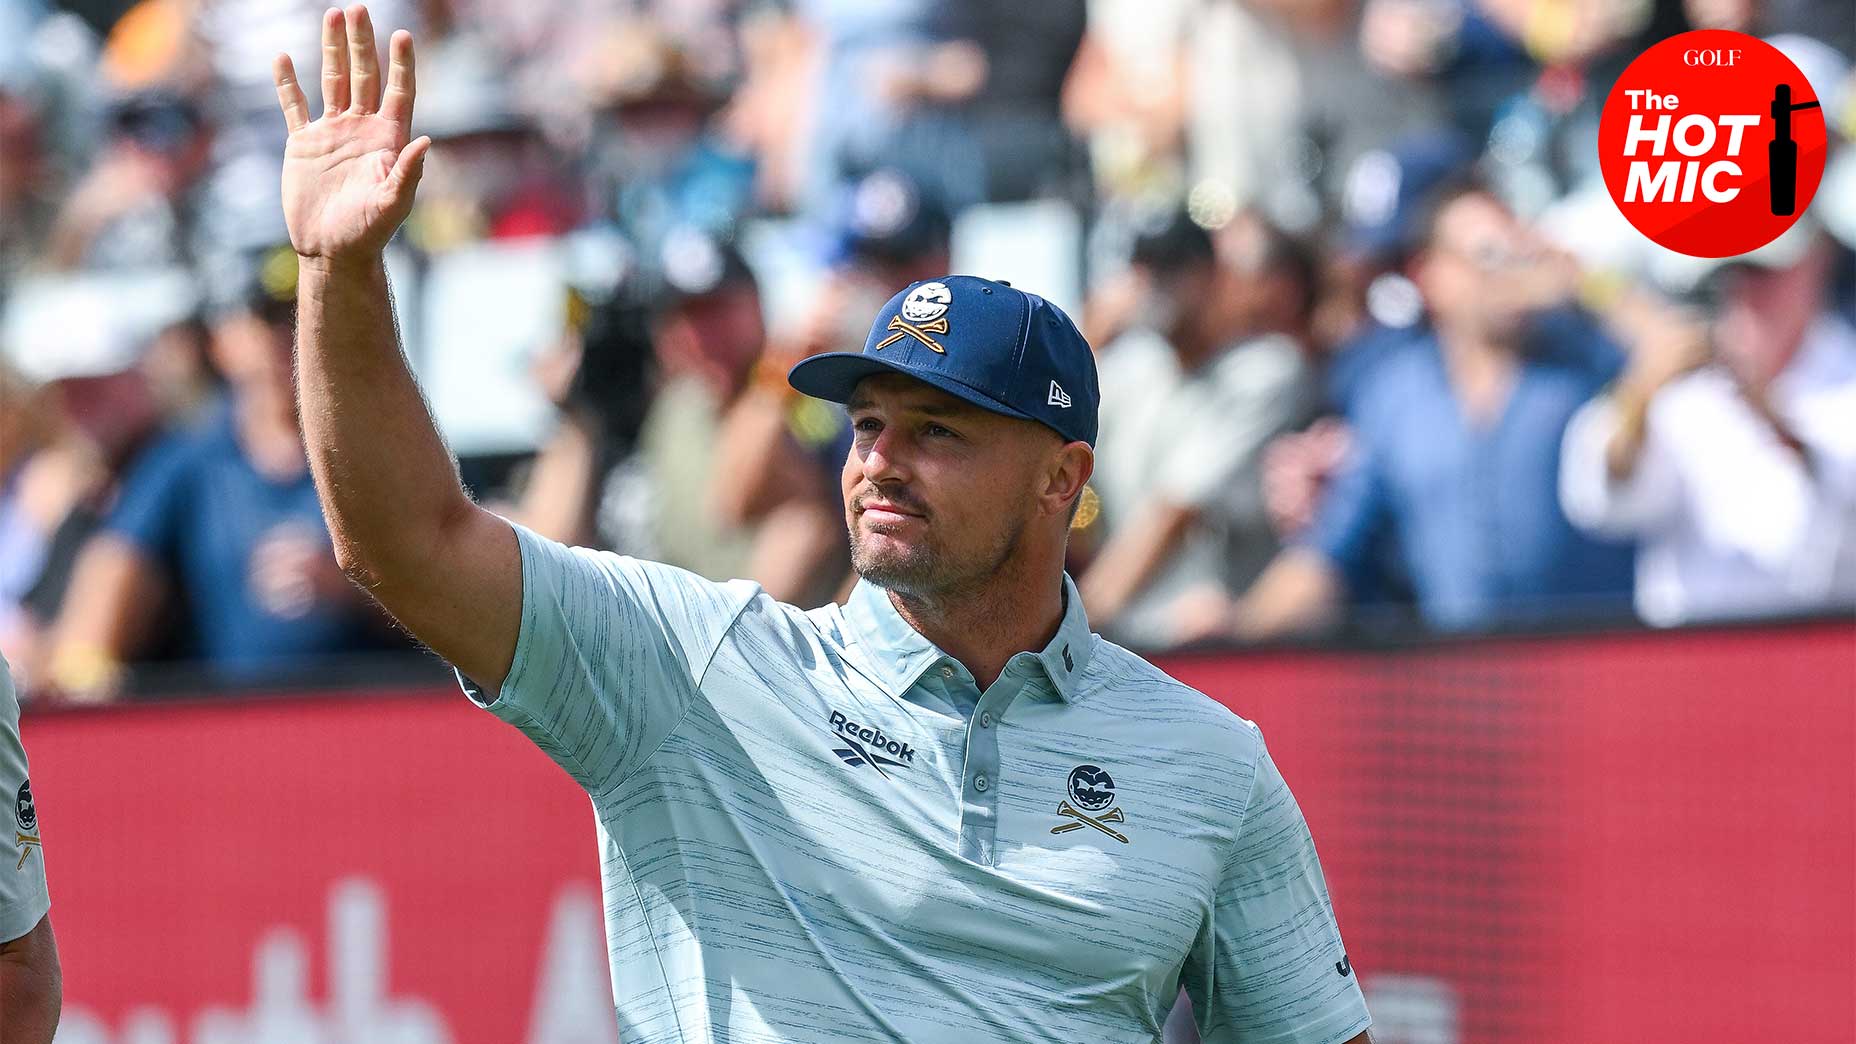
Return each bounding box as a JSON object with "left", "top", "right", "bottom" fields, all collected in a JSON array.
[{"left": 464, "top": 523, "right": 1370, "bottom": 1044}]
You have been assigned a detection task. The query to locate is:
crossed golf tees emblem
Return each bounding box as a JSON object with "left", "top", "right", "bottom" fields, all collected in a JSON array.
[{"left": 1052, "top": 764, "right": 1129, "bottom": 844}]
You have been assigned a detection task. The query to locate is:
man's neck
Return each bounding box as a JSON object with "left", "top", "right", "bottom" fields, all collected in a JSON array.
[{"left": 886, "top": 563, "right": 1067, "bottom": 691}]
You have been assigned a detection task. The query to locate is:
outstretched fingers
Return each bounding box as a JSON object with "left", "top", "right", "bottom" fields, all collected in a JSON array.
[
  {"left": 345, "top": 4, "right": 381, "bottom": 114},
  {"left": 379, "top": 30, "right": 417, "bottom": 134},
  {"left": 320, "top": 7, "right": 350, "bottom": 114},
  {"left": 274, "top": 53, "right": 310, "bottom": 132}
]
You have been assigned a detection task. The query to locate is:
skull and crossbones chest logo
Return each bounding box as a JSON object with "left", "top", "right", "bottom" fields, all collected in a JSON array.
[{"left": 1051, "top": 764, "right": 1130, "bottom": 844}]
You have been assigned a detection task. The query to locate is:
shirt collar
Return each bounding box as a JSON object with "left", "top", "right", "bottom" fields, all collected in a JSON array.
[{"left": 842, "top": 574, "right": 1094, "bottom": 703}]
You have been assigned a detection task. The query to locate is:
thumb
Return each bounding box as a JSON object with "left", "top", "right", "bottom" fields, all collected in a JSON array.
[{"left": 387, "top": 135, "right": 433, "bottom": 203}]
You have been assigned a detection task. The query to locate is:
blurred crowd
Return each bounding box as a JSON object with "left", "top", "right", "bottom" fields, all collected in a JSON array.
[{"left": 2, "top": 0, "right": 1854, "bottom": 701}]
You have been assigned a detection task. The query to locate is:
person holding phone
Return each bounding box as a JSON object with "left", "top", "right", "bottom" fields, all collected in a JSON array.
[{"left": 1560, "top": 228, "right": 1856, "bottom": 626}]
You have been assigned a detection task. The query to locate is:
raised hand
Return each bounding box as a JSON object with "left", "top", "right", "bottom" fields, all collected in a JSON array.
[{"left": 274, "top": 5, "right": 430, "bottom": 266}]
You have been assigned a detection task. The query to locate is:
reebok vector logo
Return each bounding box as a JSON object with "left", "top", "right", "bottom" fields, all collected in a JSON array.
[{"left": 826, "top": 710, "right": 916, "bottom": 779}]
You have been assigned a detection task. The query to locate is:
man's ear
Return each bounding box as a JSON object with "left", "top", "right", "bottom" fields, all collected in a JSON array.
[{"left": 1045, "top": 441, "right": 1094, "bottom": 519}]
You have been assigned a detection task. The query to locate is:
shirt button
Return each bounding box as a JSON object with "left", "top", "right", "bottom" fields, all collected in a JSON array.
[
  {"left": 973, "top": 773, "right": 989, "bottom": 792},
  {"left": 979, "top": 712, "right": 993, "bottom": 729},
  {"left": 940, "top": 665, "right": 955, "bottom": 679}
]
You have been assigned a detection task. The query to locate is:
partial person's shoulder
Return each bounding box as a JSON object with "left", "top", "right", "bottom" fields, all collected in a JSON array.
[
  {"left": 1211, "top": 332, "right": 1311, "bottom": 389},
  {"left": 1651, "top": 365, "right": 1742, "bottom": 429},
  {"left": 1335, "top": 326, "right": 1434, "bottom": 412},
  {"left": 1097, "top": 330, "right": 1176, "bottom": 383},
  {"left": 1075, "top": 638, "right": 1264, "bottom": 762},
  {"left": 123, "top": 403, "right": 238, "bottom": 478}
]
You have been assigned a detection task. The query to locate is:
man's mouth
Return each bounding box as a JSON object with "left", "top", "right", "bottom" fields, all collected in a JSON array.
[{"left": 857, "top": 496, "right": 926, "bottom": 523}]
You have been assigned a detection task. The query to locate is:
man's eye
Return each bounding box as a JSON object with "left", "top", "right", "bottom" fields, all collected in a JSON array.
[
  {"left": 853, "top": 418, "right": 881, "bottom": 433},
  {"left": 925, "top": 424, "right": 955, "bottom": 438}
]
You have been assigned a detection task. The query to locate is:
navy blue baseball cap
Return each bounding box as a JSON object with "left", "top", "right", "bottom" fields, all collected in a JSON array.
[{"left": 788, "top": 276, "right": 1099, "bottom": 446}]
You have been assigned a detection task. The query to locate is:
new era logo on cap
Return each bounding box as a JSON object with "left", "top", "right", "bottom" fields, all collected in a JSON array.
[{"left": 785, "top": 275, "right": 1100, "bottom": 445}]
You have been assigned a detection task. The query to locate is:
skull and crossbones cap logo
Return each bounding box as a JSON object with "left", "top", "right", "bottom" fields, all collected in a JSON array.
[{"left": 786, "top": 274, "right": 1100, "bottom": 446}]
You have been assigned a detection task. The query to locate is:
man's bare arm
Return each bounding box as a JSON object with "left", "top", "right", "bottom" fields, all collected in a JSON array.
[
  {"left": 0, "top": 914, "right": 61, "bottom": 1044},
  {"left": 46, "top": 537, "right": 165, "bottom": 700},
  {"left": 1232, "top": 545, "right": 1344, "bottom": 642},
  {"left": 278, "top": 6, "right": 519, "bottom": 688}
]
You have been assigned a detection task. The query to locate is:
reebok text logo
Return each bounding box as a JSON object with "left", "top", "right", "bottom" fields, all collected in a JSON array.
[{"left": 827, "top": 710, "right": 916, "bottom": 778}]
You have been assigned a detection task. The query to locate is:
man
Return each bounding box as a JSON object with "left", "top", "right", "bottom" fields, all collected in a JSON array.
[
  {"left": 49, "top": 244, "right": 403, "bottom": 698},
  {"left": 273, "top": 8, "right": 1373, "bottom": 1043},
  {"left": 1082, "top": 210, "right": 1316, "bottom": 649},
  {"left": 1560, "top": 229, "right": 1856, "bottom": 625},
  {"left": 1213, "top": 182, "right": 1635, "bottom": 639},
  {"left": 0, "top": 655, "right": 61, "bottom": 1042}
]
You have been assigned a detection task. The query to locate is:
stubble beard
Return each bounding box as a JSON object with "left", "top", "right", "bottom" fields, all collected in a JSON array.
[{"left": 849, "top": 510, "right": 1028, "bottom": 602}]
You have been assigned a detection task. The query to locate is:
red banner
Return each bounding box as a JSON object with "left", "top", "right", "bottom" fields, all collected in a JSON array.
[{"left": 23, "top": 621, "right": 1855, "bottom": 1044}]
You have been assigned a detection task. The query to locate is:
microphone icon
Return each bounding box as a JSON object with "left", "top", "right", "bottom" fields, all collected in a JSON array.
[{"left": 1768, "top": 83, "right": 1822, "bottom": 216}]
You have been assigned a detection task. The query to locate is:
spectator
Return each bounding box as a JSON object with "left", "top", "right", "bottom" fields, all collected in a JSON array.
[
  {"left": 1560, "top": 229, "right": 1856, "bottom": 625},
  {"left": 788, "top": 169, "right": 955, "bottom": 368},
  {"left": 518, "top": 229, "right": 845, "bottom": 607},
  {"left": 406, "top": 35, "right": 582, "bottom": 251},
  {"left": 579, "top": 14, "right": 756, "bottom": 251},
  {"left": 1080, "top": 209, "right": 1316, "bottom": 648},
  {"left": 46, "top": 247, "right": 405, "bottom": 699},
  {"left": 43, "top": 90, "right": 211, "bottom": 271},
  {"left": 936, "top": 0, "right": 1087, "bottom": 206},
  {"left": 0, "top": 366, "right": 158, "bottom": 689},
  {"left": 0, "top": 270, "right": 201, "bottom": 689},
  {"left": 1206, "top": 181, "right": 1635, "bottom": 640},
  {"left": 1322, "top": 131, "right": 1472, "bottom": 368},
  {"left": 791, "top": 0, "right": 1082, "bottom": 217},
  {"left": 0, "top": 68, "right": 63, "bottom": 297},
  {"left": 1244, "top": 0, "right": 1442, "bottom": 223}
]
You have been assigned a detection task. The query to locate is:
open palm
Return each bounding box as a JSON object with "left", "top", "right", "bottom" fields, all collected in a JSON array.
[{"left": 274, "top": 5, "right": 431, "bottom": 263}]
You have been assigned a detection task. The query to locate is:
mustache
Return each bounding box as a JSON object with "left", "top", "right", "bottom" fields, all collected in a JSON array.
[{"left": 853, "top": 487, "right": 930, "bottom": 517}]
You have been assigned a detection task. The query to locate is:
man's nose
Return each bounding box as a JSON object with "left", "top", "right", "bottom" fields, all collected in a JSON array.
[{"left": 859, "top": 427, "right": 911, "bottom": 485}]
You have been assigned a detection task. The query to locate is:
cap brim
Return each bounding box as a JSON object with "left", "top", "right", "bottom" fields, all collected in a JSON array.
[{"left": 787, "top": 352, "right": 1038, "bottom": 424}]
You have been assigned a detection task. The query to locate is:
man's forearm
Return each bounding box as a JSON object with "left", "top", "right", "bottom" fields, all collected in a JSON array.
[
  {"left": 1233, "top": 546, "right": 1343, "bottom": 641},
  {"left": 1079, "top": 501, "right": 1196, "bottom": 625},
  {"left": 1603, "top": 383, "right": 1654, "bottom": 482},
  {"left": 295, "top": 257, "right": 472, "bottom": 588}
]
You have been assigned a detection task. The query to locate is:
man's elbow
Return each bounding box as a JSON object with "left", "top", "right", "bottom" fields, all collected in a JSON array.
[{"left": 330, "top": 496, "right": 478, "bottom": 592}]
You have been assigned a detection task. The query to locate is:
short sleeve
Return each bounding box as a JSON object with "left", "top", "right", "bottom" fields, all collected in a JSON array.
[
  {"left": 0, "top": 660, "right": 50, "bottom": 944},
  {"left": 103, "top": 431, "right": 195, "bottom": 557},
  {"left": 1183, "top": 739, "right": 1370, "bottom": 1044},
  {"left": 460, "top": 522, "right": 761, "bottom": 796}
]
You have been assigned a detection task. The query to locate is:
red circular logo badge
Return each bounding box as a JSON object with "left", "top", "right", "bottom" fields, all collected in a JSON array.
[{"left": 1599, "top": 30, "right": 1827, "bottom": 258}]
